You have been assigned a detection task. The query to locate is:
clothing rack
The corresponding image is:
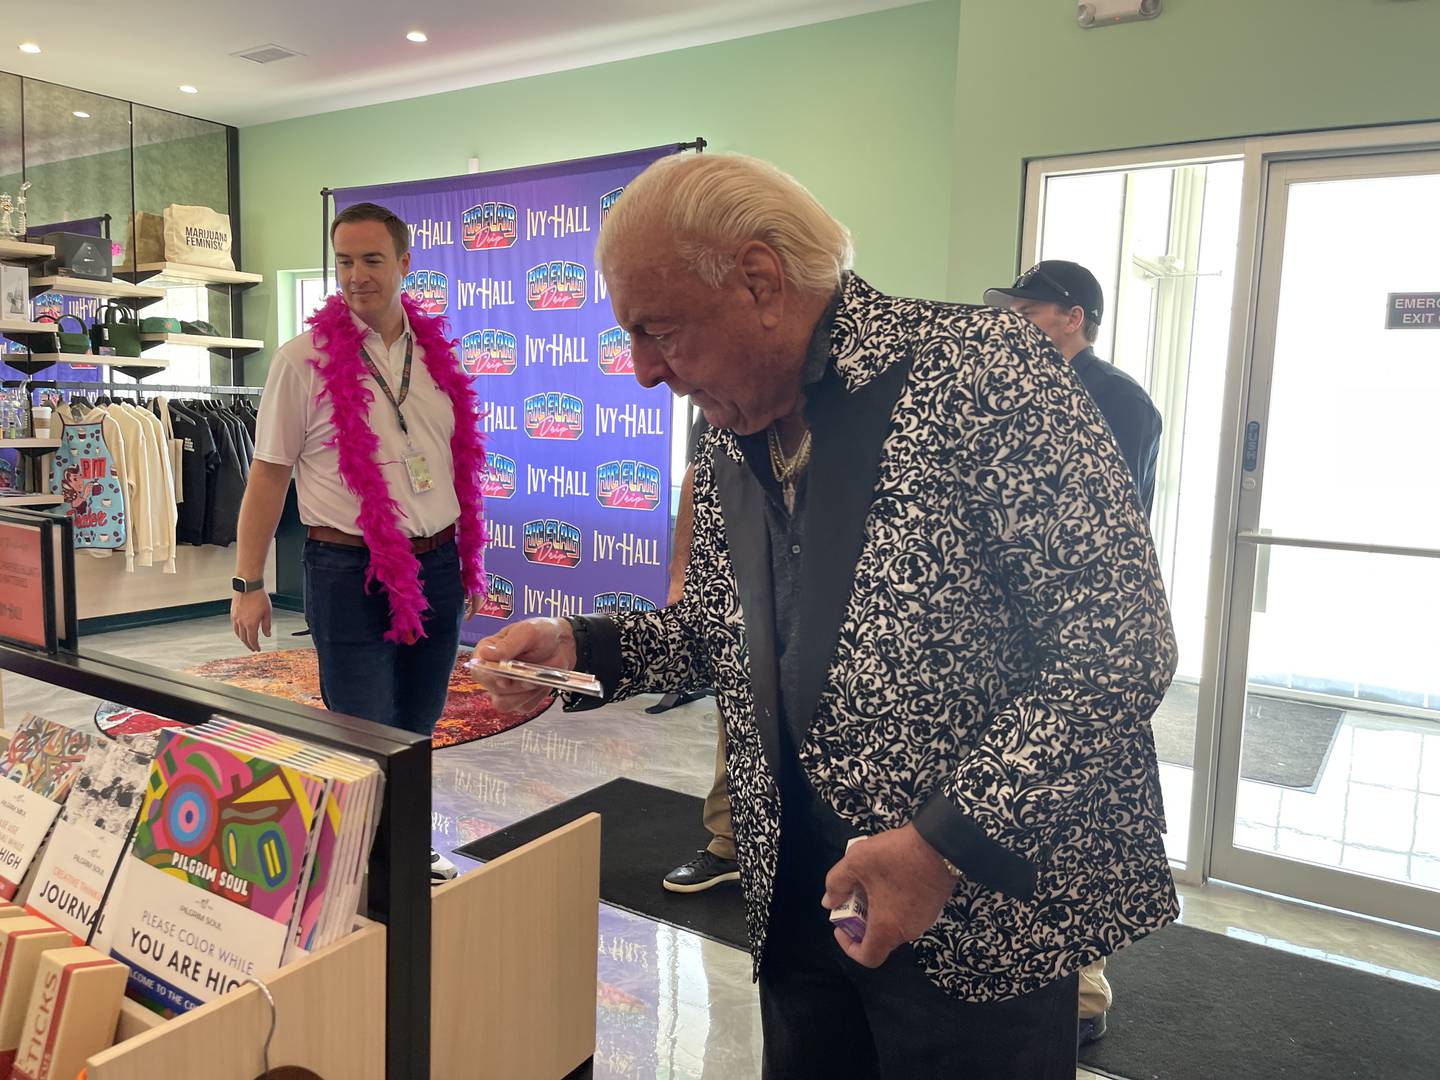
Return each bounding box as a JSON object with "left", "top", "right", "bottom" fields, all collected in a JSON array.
[{"left": 3, "top": 379, "right": 262, "bottom": 396}]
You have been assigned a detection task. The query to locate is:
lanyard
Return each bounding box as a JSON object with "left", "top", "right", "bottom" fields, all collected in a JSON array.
[{"left": 360, "top": 336, "right": 414, "bottom": 439}]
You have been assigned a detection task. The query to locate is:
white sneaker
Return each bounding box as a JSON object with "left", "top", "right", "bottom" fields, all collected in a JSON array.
[{"left": 431, "top": 847, "right": 458, "bottom": 885}]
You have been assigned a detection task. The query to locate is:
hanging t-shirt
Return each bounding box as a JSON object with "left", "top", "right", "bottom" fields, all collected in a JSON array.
[
  {"left": 202, "top": 409, "right": 245, "bottom": 547},
  {"left": 51, "top": 406, "right": 133, "bottom": 568},
  {"left": 168, "top": 402, "right": 217, "bottom": 546},
  {"left": 123, "top": 403, "right": 178, "bottom": 572}
]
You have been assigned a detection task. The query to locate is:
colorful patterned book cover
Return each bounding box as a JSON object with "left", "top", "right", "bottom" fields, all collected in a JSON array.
[
  {"left": 0, "top": 716, "right": 93, "bottom": 802},
  {"left": 127, "top": 730, "right": 326, "bottom": 928}
]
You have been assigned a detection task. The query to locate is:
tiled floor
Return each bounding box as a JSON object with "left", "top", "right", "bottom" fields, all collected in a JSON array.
[{"left": 4, "top": 612, "right": 1439, "bottom": 1080}]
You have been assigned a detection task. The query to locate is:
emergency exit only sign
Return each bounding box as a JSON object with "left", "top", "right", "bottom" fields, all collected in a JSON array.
[{"left": 1386, "top": 293, "right": 1440, "bottom": 328}]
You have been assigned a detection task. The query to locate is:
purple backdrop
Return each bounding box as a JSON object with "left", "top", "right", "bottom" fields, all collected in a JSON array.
[{"left": 335, "top": 146, "right": 682, "bottom": 644}]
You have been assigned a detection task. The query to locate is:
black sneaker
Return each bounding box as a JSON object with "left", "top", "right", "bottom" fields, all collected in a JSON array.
[
  {"left": 662, "top": 850, "right": 740, "bottom": 893},
  {"left": 1078, "top": 1011, "right": 1107, "bottom": 1046}
]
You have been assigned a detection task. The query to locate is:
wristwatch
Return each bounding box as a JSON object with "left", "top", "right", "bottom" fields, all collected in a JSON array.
[{"left": 231, "top": 576, "right": 266, "bottom": 594}]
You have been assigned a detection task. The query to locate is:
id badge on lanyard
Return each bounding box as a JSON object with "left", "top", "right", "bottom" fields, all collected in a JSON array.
[{"left": 363, "top": 339, "right": 433, "bottom": 493}]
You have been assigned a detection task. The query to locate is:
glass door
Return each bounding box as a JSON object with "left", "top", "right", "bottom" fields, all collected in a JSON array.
[
  {"left": 1035, "top": 157, "right": 1245, "bottom": 868},
  {"left": 1211, "top": 153, "right": 1440, "bottom": 930}
]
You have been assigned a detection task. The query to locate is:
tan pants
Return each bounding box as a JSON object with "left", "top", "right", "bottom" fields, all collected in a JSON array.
[
  {"left": 702, "top": 718, "right": 736, "bottom": 861},
  {"left": 1078, "top": 957, "right": 1111, "bottom": 1018}
]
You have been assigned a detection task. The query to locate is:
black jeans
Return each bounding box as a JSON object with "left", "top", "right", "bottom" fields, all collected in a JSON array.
[
  {"left": 302, "top": 538, "right": 464, "bottom": 736},
  {"left": 759, "top": 778, "right": 1078, "bottom": 1079}
]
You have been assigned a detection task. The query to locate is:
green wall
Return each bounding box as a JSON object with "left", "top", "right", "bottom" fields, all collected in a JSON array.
[
  {"left": 947, "top": 0, "right": 1440, "bottom": 302},
  {"left": 238, "top": 1, "right": 961, "bottom": 374}
]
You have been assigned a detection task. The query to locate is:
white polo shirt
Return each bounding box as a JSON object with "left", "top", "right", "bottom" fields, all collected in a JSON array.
[{"left": 254, "top": 308, "right": 461, "bottom": 538}]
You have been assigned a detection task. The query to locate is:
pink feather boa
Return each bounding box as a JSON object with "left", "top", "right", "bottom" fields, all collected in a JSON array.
[{"left": 307, "top": 293, "right": 487, "bottom": 644}]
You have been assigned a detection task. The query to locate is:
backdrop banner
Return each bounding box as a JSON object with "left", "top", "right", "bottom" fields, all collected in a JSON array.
[{"left": 334, "top": 145, "right": 684, "bottom": 643}]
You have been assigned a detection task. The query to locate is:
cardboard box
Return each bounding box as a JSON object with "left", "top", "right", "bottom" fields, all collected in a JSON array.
[
  {"left": 0, "top": 262, "right": 28, "bottom": 320},
  {"left": 11, "top": 945, "right": 127, "bottom": 1080},
  {"left": 0, "top": 916, "right": 71, "bottom": 1072}
]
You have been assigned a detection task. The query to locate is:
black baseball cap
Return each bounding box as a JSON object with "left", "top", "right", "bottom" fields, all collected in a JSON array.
[{"left": 984, "top": 260, "right": 1104, "bottom": 325}]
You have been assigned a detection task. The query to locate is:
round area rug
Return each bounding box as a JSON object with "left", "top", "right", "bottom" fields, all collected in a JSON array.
[{"left": 93, "top": 649, "right": 551, "bottom": 750}]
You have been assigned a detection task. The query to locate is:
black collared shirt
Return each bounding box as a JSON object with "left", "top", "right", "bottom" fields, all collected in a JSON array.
[{"left": 733, "top": 290, "right": 840, "bottom": 748}]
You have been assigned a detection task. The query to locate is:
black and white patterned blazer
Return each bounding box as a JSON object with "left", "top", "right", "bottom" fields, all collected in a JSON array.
[{"left": 575, "top": 274, "right": 1179, "bottom": 1003}]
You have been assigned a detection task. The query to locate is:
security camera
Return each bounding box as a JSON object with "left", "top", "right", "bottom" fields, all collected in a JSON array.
[{"left": 1079, "top": 0, "right": 1162, "bottom": 28}]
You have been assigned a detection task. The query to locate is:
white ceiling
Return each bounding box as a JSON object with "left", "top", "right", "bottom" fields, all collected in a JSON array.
[{"left": 3, "top": 0, "right": 923, "bottom": 128}]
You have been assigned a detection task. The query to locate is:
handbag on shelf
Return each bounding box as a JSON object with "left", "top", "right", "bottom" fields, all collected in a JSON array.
[
  {"left": 89, "top": 302, "right": 142, "bottom": 358},
  {"left": 37, "top": 313, "right": 91, "bottom": 354}
]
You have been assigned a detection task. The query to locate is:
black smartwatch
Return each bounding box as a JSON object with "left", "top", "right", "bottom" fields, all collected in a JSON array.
[{"left": 231, "top": 576, "right": 265, "bottom": 594}]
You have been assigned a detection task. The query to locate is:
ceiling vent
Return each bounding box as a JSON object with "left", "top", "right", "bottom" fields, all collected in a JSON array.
[{"left": 231, "top": 43, "right": 304, "bottom": 65}]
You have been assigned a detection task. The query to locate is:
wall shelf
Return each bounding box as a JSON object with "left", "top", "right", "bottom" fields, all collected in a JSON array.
[
  {"left": 29, "top": 276, "right": 167, "bottom": 304},
  {"left": 140, "top": 332, "right": 263, "bottom": 356},
  {"left": 133, "top": 262, "right": 263, "bottom": 288},
  {"left": 107, "top": 356, "right": 170, "bottom": 378},
  {"left": 0, "top": 493, "right": 60, "bottom": 508},
  {"left": 0, "top": 317, "right": 51, "bottom": 335},
  {"left": 0, "top": 438, "right": 60, "bottom": 450},
  {"left": 0, "top": 239, "right": 56, "bottom": 261}
]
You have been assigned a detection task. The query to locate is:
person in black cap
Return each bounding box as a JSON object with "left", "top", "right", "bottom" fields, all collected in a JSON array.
[
  {"left": 985, "top": 259, "right": 1163, "bottom": 1045},
  {"left": 985, "top": 260, "right": 1161, "bottom": 514}
]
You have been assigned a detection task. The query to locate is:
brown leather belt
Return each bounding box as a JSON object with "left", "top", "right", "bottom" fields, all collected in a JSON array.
[{"left": 307, "top": 523, "right": 457, "bottom": 555}]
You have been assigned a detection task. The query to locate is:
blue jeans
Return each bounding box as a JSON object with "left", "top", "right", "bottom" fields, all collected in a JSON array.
[{"left": 302, "top": 538, "right": 464, "bottom": 736}]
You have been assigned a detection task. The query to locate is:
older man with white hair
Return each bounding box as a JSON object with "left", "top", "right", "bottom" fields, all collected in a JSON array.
[{"left": 473, "top": 153, "right": 1179, "bottom": 1078}]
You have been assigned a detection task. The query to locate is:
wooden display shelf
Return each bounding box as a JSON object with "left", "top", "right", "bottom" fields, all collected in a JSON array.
[
  {"left": 0, "top": 352, "right": 63, "bottom": 376},
  {"left": 134, "top": 262, "right": 263, "bottom": 288},
  {"left": 0, "top": 438, "right": 60, "bottom": 450},
  {"left": 0, "top": 239, "right": 56, "bottom": 261},
  {"left": 30, "top": 276, "right": 167, "bottom": 303},
  {"left": 140, "top": 332, "right": 263, "bottom": 355},
  {"left": 86, "top": 919, "right": 387, "bottom": 1080},
  {"left": 0, "top": 317, "right": 51, "bottom": 335},
  {"left": 0, "top": 493, "right": 60, "bottom": 508},
  {"left": 108, "top": 356, "right": 170, "bottom": 378}
]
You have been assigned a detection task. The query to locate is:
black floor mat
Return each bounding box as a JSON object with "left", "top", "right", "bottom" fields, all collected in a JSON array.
[
  {"left": 1081, "top": 922, "right": 1440, "bottom": 1079},
  {"left": 1151, "top": 682, "right": 1344, "bottom": 790},
  {"left": 455, "top": 777, "right": 749, "bottom": 950}
]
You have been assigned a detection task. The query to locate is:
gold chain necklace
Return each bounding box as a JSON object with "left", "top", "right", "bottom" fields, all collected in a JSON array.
[{"left": 767, "top": 424, "right": 812, "bottom": 514}]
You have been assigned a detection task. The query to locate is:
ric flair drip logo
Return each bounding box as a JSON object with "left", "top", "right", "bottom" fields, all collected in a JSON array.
[
  {"left": 600, "top": 187, "right": 625, "bottom": 224},
  {"left": 480, "top": 453, "right": 516, "bottom": 499},
  {"left": 597, "top": 326, "right": 633, "bottom": 376},
  {"left": 525, "top": 260, "right": 587, "bottom": 311},
  {"left": 461, "top": 202, "right": 518, "bottom": 250},
  {"left": 403, "top": 270, "right": 449, "bottom": 315},
  {"left": 461, "top": 329, "right": 517, "bottom": 375},
  {"left": 33, "top": 291, "right": 64, "bottom": 322},
  {"left": 475, "top": 575, "right": 515, "bottom": 619},
  {"left": 596, "top": 460, "right": 662, "bottom": 511},
  {"left": 593, "top": 591, "right": 658, "bottom": 615},
  {"left": 523, "top": 519, "right": 583, "bottom": 568},
  {"left": 523, "top": 392, "right": 585, "bottom": 440}
]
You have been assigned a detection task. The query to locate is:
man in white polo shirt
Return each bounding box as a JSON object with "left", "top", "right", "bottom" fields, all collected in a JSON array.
[{"left": 231, "top": 202, "right": 488, "bottom": 877}]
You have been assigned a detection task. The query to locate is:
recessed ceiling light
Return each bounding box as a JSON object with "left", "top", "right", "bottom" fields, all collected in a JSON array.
[
  {"left": 178, "top": 84, "right": 199, "bottom": 94},
  {"left": 406, "top": 30, "right": 428, "bottom": 43},
  {"left": 18, "top": 42, "right": 41, "bottom": 54},
  {"left": 72, "top": 110, "right": 90, "bottom": 119}
]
